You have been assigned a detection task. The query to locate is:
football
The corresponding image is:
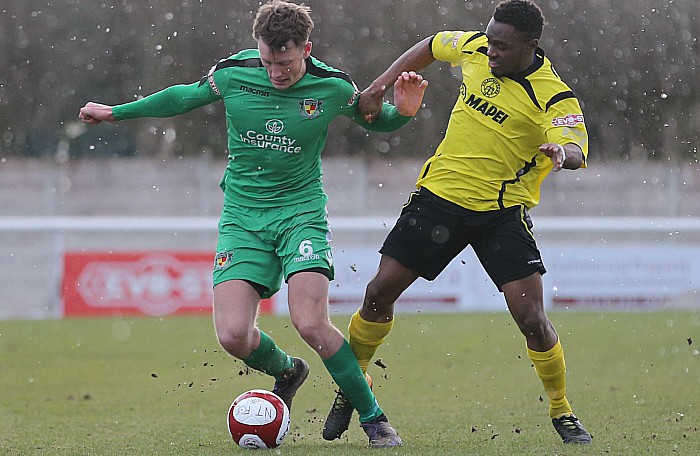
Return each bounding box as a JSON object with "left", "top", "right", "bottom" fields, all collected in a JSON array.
[{"left": 227, "top": 389, "right": 291, "bottom": 449}]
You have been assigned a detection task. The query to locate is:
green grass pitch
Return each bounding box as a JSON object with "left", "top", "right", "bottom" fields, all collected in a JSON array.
[{"left": 1, "top": 311, "right": 699, "bottom": 455}]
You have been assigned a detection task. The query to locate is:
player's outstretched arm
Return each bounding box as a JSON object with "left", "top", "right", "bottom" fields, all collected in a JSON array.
[
  {"left": 359, "top": 36, "right": 436, "bottom": 122},
  {"left": 79, "top": 83, "right": 218, "bottom": 124},
  {"left": 79, "top": 102, "right": 117, "bottom": 125},
  {"left": 393, "top": 71, "right": 428, "bottom": 117}
]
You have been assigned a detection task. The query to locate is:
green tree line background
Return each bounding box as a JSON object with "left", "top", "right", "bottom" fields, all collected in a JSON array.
[{"left": 1, "top": 0, "right": 699, "bottom": 164}]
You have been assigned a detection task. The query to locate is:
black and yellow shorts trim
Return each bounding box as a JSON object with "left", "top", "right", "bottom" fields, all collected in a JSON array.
[{"left": 380, "top": 188, "right": 546, "bottom": 291}]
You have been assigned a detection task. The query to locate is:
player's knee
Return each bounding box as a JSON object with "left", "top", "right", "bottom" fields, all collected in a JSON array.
[
  {"left": 362, "top": 280, "right": 393, "bottom": 313},
  {"left": 293, "top": 318, "right": 330, "bottom": 350},
  {"left": 517, "top": 314, "right": 553, "bottom": 341},
  {"left": 216, "top": 327, "right": 256, "bottom": 359}
]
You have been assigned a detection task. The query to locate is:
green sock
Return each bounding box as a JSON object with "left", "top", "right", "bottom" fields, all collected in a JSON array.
[
  {"left": 242, "top": 331, "right": 292, "bottom": 380},
  {"left": 323, "top": 340, "right": 383, "bottom": 422}
]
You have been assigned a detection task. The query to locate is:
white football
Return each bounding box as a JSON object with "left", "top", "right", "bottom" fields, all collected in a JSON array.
[{"left": 227, "top": 389, "right": 290, "bottom": 449}]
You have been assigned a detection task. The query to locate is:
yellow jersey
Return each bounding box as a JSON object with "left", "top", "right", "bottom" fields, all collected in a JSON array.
[{"left": 416, "top": 31, "right": 588, "bottom": 211}]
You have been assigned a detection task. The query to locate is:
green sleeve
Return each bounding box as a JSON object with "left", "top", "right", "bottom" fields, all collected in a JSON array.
[
  {"left": 345, "top": 102, "right": 412, "bottom": 132},
  {"left": 112, "top": 82, "right": 219, "bottom": 120}
]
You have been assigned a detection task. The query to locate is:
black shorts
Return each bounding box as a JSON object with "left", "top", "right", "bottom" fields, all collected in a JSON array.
[{"left": 379, "top": 188, "right": 547, "bottom": 291}]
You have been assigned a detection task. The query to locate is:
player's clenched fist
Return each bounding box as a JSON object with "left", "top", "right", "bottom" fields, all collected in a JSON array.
[{"left": 79, "top": 102, "right": 117, "bottom": 125}]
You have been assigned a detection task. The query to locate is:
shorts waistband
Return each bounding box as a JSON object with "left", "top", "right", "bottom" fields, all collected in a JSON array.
[
  {"left": 417, "top": 186, "right": 522, "bottom": 216},
  {"left": 417, "top": 186, "right": 471, "bottom": 214}
]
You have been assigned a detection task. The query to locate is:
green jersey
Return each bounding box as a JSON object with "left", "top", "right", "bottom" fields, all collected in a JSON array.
[{"left": 113, "top": 49, "right": 410, "bottom": 207}]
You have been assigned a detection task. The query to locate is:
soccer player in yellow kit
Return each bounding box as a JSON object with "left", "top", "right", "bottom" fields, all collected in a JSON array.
[{"left": 323, "top": 0, "right": 592, "bottom": 445}]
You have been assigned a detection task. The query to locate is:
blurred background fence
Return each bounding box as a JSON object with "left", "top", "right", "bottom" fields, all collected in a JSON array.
[{"left": 1, "top": 157, "right": 699, "bottom": 320}]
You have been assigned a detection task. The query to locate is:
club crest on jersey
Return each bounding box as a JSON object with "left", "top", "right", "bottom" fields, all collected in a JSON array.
[
  {"left": 481, "top": 78, "right": 501, "bottom": 98},
  {"left": 214, "top": 250, "right": 234, "bottom": 271},
  {"left": 300, "top": 98, "right": 322, "bottom": 119}
]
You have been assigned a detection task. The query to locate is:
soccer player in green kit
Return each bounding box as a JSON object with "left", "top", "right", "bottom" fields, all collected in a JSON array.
[
  {"left": 323, "top": 0, "right": 592, "bottom": 446},
  {"left": 79, "top": 0, "right": 426, "bottom": 448}
]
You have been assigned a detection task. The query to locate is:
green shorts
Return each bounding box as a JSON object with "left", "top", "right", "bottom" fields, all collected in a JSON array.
[{"left": 213, "top": 197, "right": 335, "bottom": 299}]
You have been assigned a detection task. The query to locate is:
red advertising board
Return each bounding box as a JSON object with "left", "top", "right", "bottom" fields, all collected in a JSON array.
[{"left": 62, "top": 251, "right": 273, "bottom": 317}]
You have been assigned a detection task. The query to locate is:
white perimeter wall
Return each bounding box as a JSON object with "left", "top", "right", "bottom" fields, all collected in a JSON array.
[{"left": 1, "top": 157, "right": 699, "bottom": 319}]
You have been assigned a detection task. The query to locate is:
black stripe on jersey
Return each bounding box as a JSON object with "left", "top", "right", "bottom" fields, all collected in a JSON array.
[
  {"left": 420, "top": 162, "right": 431, "bottom": 179},
  {"left": 464, "top": 32, "right": 486, "bottom": 47},
  {"left": 430, "top": 32, "right": 485, "bottom": 56},
  {"left": 218, "top": 57, "right": 263, "bottom": 69},
  {"left": 507, "top": 76, "right": 541, "bottom": 110},
  {"left": 306, "top": 57, "right": 353, "bottom": 85},
  {"left": 498, "top": 156, "right": 538, "bottom": 209},
  {"left": 198, "top": 58, "right": 263, "bottom": 86},
  {"left": 545, "top": 91, "right": 577, "bottom": 112},
  {"left": 448, "top": 32, "right": 486, "bottom": 56},
  {"left": 504, "top": 48, "right": 546, "bottom": 109}
]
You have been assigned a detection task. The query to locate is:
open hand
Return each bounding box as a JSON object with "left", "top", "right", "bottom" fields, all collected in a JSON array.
[
  {"left": 393, "top": 71, "right": 428, "bottom": 117},
  {"left": 359, "top": 71, "right": 428, "bottom": 123}
]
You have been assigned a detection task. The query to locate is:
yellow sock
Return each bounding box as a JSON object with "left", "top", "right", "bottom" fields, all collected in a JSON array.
[
  {"left": 528, "top": 339, "right": 573, "bottom": 418},
  {"left": 348, "top": 311, "right": 393, "bottom": 374}
]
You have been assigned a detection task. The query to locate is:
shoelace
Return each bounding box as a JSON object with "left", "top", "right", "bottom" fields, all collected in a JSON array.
[
  {"left": 560, "top": 417, "right": 583, "bottom": 432},
  {"left": 330, "top": 391, "right": 350, "bottom": 412}
]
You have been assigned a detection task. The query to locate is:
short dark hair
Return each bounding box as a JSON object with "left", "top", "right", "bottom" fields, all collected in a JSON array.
[
  {"left": 493, "top": 0, "right": 544, "bottom": 40},
  {"left": 252, "top": 0, "right": 314, "bottom": 50}
]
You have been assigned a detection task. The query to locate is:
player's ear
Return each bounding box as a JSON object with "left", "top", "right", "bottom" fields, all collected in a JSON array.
[
  {"left": 303, "top": 41, "right": 312, "bottom": 59},
  {"left": 527, "top": 38, "right": 539, "bottom": 53}
]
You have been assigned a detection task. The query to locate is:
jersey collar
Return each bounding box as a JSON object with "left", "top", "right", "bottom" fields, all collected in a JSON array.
[{"left": 505, "top": 47, "right": 546, "bottom": 81}]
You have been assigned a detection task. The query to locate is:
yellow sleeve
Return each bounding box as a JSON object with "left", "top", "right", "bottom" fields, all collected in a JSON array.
[
  {"left": 544, "top": 97, "right": 589, "bottom": 167},
  {"left": 431, "top": 31, "right": 486, "bottom": 66}
]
